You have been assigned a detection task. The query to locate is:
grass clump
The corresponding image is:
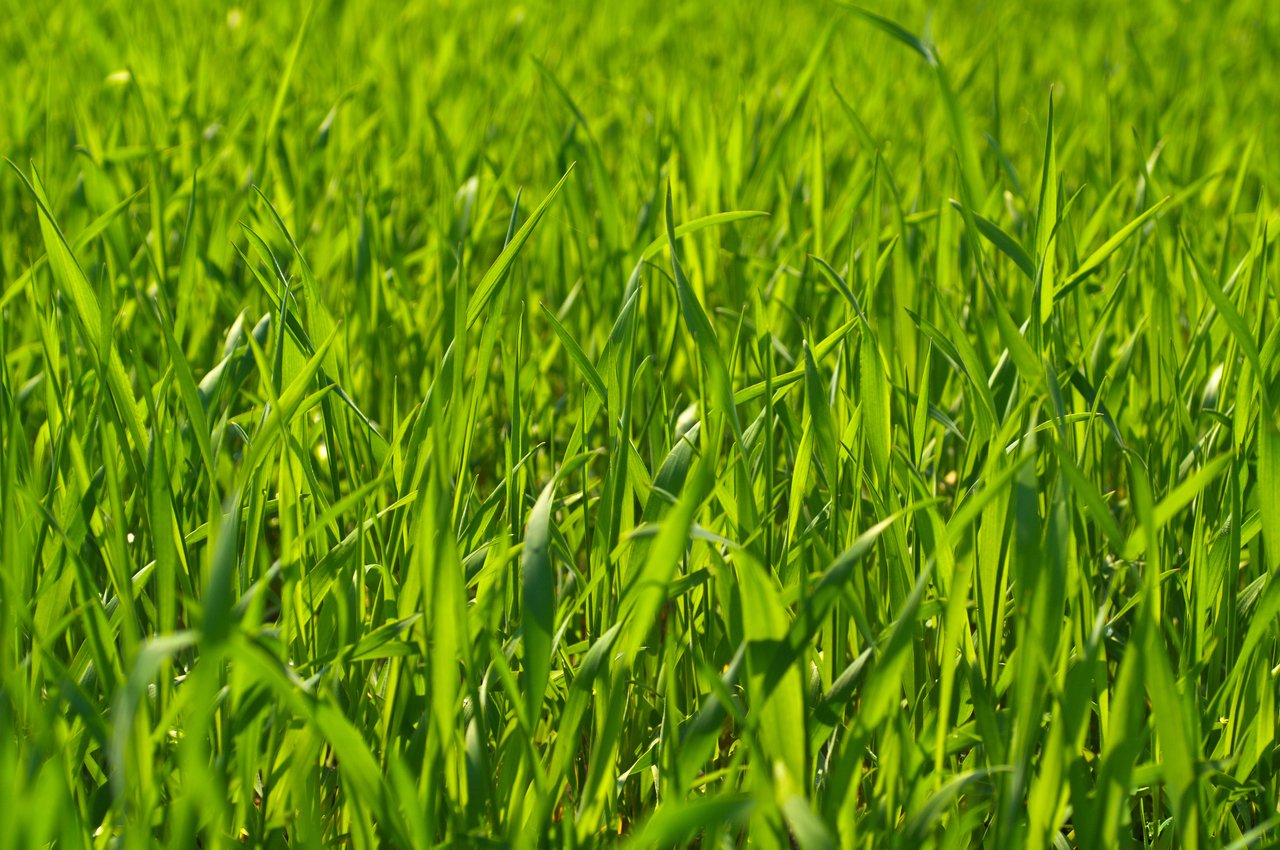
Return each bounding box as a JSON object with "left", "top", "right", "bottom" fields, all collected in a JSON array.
[{"left": 1, "top": 1, "right": 1278, "bottom": 847}]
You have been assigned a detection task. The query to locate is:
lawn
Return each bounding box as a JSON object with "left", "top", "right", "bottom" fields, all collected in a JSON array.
[{"left": 1, "top": 0, "right": 1278, "bottom": 847}]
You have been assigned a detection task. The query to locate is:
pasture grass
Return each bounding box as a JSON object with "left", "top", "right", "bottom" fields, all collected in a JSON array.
[{"left": 1, "top": 1, "right": 1278, "bottom": 847}]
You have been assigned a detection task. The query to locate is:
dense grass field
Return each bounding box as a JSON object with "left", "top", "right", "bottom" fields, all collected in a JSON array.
[{"left": 2, "top": 0, "right": 1279, "bottom": 847}]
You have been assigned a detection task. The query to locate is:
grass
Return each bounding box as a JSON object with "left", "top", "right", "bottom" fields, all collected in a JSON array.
[{"left": 1, "top": 0, "right": 1278, "bottom": 847}]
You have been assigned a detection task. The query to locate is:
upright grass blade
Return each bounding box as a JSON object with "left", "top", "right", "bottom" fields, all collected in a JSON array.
[
  {"left": 663, "top": 183, "right": 744, "bottom": 451},
  {"left": 467, "top": 165, "right": 576, "bottom": 327},
  {"left": 1035, "top": 91, "right": 1058, "bottom": 325}
]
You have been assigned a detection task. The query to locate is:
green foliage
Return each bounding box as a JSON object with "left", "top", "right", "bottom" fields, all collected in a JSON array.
[{"left": 1, "top": 0, "right": 1278, "bottom": 847}]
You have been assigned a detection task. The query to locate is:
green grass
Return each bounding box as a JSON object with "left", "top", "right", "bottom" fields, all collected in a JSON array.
[{"left": 2, "top": 0, "right": 1279, "bottom": 847}]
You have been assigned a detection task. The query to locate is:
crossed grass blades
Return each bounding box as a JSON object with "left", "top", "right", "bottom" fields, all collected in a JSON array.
[{"left": 2, "top": 0, "right": 1278, "bottom": 847}]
